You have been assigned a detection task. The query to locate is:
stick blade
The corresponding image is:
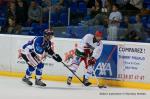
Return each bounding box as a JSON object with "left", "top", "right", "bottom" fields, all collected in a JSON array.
[
  {"left": 98, "top": 85, "right": 107, "bottom": 88},
  {"left": 84, "top": 82, "right": 92, "bottom": 86}
]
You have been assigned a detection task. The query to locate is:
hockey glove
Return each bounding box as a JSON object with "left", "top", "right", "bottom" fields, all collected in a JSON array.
[
  {"left": 52, "top": 54, "right": 62, "bottom": 62},
  {"left": 88, "top": 57, "right": 96, "bottom": 65}
]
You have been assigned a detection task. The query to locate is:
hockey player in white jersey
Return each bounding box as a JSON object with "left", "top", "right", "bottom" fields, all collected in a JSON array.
[
  {"left": 19, "top": 29, "right": 62, "bottom": 86},
  {"left": 67, "top": 31, "right": 103, "bottom": 86}
]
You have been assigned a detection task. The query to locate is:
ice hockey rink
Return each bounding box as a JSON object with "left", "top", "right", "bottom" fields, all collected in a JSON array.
[{"left": 0, "top": 76, "right": 150, "bottom": 99}]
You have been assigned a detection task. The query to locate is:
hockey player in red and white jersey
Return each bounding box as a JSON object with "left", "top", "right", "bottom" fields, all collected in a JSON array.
[{"left": 67, "top": 31, "right": 103, "bottom": 86}]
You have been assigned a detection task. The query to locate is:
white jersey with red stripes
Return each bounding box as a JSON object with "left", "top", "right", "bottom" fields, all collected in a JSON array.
[{"left": 77, "top": 34, "right": 103, "bottom": 59}]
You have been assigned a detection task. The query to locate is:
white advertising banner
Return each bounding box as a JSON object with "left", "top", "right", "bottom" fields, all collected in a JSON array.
[
  {"left": 0, "top": 35, "right": 12, "bottom": 71},
  {"left": 0, "top": 34, "right": 150, "bottom": 83},
  {"left": 117, "top": 44, "right": 150, "bottom": 83}
]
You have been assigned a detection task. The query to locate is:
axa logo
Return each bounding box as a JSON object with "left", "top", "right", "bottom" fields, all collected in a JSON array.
[{"left": 95, "top": 62, "right": 112, "bottom": 76}]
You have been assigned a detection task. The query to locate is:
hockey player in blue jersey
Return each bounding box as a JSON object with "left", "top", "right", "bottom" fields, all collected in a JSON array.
[{"left": 20, "top": 29, "right": 62, "bottom": 86}]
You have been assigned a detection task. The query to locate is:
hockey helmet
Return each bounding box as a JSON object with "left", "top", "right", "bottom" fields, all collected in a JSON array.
[
  {"left": 43, "top": 29, "right": 54, "bottom": 36},
  {"left": 95, "top": 31, "right": 103, "bottom": 37}
]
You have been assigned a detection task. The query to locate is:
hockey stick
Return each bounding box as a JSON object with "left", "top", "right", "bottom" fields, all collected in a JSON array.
[
  {"left": 46, "top": 55, "right": 88, "bottom": 86},
  {"left": 92, "top": 68, "right": 107, "bottom": 88},
  {"left": 63, "top": 59, "right": 102, "bottom": 88},
  {"left": 61, "top": 62, "right": 91, "bottom": 86}
]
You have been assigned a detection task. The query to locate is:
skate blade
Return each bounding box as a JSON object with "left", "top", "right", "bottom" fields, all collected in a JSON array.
[
  {"left": 34, "top": 84, "right": 46, "bottom": 88},
  {"left": 21, "top": 81, "right": 33, "bottom": 86}
]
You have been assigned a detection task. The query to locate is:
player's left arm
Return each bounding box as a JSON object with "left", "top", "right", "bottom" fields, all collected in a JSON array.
[
  {"left": 46, "top": 41, "right": 62, "bottom": 62},
  {"left": 92, "top": 43, "right": 103, "bottom": 59},
  {"left": 88, "top": 43, "right": 103, "bottom": 65}
]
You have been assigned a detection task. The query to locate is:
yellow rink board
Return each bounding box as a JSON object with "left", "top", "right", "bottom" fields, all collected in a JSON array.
[{"left": 0, "top": 70, "right": 150, "bottom": 90}]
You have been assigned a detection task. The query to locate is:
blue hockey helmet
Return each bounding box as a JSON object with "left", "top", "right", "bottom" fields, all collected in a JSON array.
[{"left": 43, "top": 29, "right": 54, "bottom": 36}]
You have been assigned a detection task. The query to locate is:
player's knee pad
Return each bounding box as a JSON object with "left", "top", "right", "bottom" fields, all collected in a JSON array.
[
  {"left": 37, "top": 63, "right": 44, "bottom": 69},
  {"left": 36, "top": 68, "right": 43, "bottom": 75},
  {"left": 28, "top": 65, "right": 35, "bottom": 71},
  {"left": 87, "top": 66, "right": 93, "bottom": 75},
  {"left": 68, "top": 65, "right": 78, "bottom": 78},
  {"left": 84, "top": 66, "right": 93, "bottom": 79},
  {"left": 36, "top": 63, "right": 44, "bottom": 75},
  {"left": 68, "top": 64, "right": 79, "bottom": 77},
  {"left": 70, "top": 64, "right": 79, "bottom": 72},
  {"left": 26, "top": 66, "right": 35, "bottom": 76}
]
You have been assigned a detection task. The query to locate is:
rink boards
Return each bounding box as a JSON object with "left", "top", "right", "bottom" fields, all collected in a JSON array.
[{"left": 0, "top": 34, "right": 150, "bottom": 90}]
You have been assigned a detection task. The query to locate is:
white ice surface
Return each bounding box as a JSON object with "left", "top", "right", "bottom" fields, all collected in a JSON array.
[{"left": 0, "top": 76, "right": 150, "bottom": 99}]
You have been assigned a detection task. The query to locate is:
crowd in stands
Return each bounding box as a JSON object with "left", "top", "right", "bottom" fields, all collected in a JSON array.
[{"left": 0, "top": 0, "right": 150, "bottom": 42}]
